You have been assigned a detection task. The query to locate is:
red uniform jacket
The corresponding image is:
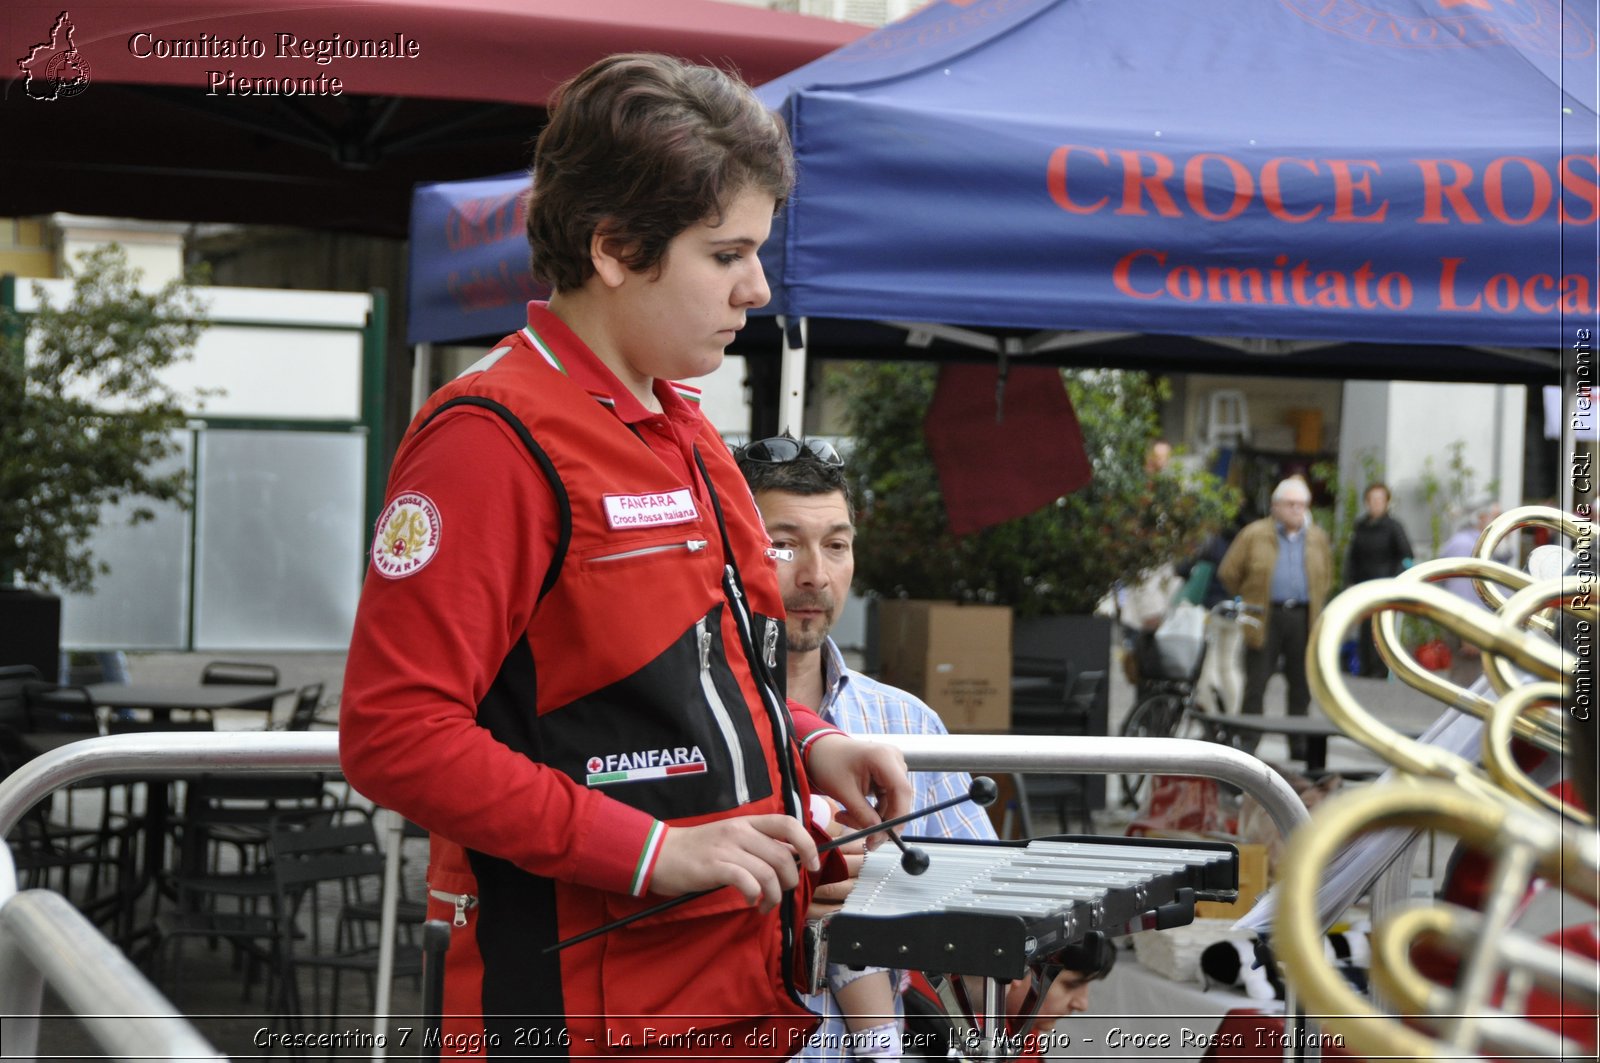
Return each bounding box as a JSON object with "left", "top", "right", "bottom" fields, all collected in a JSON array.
[{"left": 340, "top": 306, "right": 841, "bottom": 1057}]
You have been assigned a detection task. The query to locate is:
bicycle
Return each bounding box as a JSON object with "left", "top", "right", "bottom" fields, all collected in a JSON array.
[{"left": 1117, "top": 598, "right": 1260, "bottom": 809}]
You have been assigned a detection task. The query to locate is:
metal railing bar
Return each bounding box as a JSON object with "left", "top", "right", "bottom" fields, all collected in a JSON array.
[
  {"left": 880, "top": 734, "right": 1310, "bottom": 836},
  {"left": 0, "top": 889, "right": 226, "bottom": 1062},
  {"left": 0, "top": 731, "right": 340, "bottom": 901},
  {"left": 0, "top": 729, "right": 1308, "bottom": 1063}
]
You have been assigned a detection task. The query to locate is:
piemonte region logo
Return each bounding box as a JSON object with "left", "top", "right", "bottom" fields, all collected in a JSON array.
[
  {"left": 1281, "top": 0, "right": 1595, "bottom": 57},
  {"left": 17, "top": 11, "right": 92, "bottom": 100}
]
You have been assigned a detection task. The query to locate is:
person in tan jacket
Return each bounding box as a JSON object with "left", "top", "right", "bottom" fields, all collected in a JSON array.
[{"left": 1218, "top": 477, "right": 1333, "bottom": 755}]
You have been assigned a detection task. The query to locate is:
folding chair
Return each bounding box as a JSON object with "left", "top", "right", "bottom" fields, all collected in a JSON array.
[
  {"left": 201, "top": 660, "right": 281, "bottom": 714},
  {"left": 281, "top": 682, "right": 326, "bottom": 731},
  {"left": 270, "top": 819, "right": 424, "bottom": 1039}
]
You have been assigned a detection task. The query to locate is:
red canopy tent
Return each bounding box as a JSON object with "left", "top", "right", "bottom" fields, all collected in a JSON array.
[{"left": 0, "top": 0, "right": 865, "bottom": 235}]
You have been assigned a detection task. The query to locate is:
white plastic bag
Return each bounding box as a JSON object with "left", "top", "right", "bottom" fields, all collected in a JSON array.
[{"left": 1153, "top": 600, "right": 1206, "bottom": 678}]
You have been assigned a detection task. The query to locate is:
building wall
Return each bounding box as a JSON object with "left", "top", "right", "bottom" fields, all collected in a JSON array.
[
  {"left": 0, "top": 218, "right": 53, "bottom": 278},
  {"left": 1384, "top": 382, "right": 1523, "bottom": 557},
  {"left": 56, "top": 216, "right": 186, "bottom": 283}
]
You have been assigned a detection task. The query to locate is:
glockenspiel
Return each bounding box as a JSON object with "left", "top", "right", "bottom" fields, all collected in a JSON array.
[{"left": 820, "top": 835, "right": 1238, "bottom": 979}]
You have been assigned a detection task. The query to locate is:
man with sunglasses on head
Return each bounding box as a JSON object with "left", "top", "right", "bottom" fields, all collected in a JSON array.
[
  {"left": 339, "top": 55, "right": 910, "bottom": 1057},
  {"left": 737, "top": 438, "right": 1096, "bottom": 1060}
]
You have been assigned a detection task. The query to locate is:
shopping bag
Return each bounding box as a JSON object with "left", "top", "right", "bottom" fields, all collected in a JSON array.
[{"left": 1153, "top": 600, "right": 1206, "bottom": 679}]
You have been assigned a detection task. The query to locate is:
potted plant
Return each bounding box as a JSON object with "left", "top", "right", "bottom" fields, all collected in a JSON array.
[{"left": 0, "top": 245, "right": 207, "bottom": 677}]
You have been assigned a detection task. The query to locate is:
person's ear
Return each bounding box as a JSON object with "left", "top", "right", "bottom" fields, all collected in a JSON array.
[{"left": 589, "top": 224, "right": 633, "bottom": 289}]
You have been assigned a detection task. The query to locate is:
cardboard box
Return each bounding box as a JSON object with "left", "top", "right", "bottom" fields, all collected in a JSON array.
[{"left": 877, "top": 600, "right": 1012, "bottom": 733}]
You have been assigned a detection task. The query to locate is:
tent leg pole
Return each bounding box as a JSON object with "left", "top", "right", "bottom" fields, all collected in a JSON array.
[
  {"left": 372, "top": 807, "right": 404, "bottom": 1061},
  {"left": 778, "top": 316, "right": 808, "bottom": 437},
  {"left": 411, "top": 343, "right": 434, "bottom": 417}
]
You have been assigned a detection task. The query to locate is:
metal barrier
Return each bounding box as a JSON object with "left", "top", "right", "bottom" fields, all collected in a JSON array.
[
  {"left": 878, "top": 733, "right": 1309, "bottom": 835},
  {"left": 0, "top": 731, "right": 338, "bottom": 1063},
  {"left": 0, "top": 889, "right": 227, "bottom": 1062},
  {"left": 0, "top": 730, "right": 1313, "bottom": 1062},
  {"left": 0, "top": 731, "right": 339, "bottom": 901}
]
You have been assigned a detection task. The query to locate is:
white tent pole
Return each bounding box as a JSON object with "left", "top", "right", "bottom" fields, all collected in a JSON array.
[
  {"left": 777, "top": 316, "right": 808, "bottom": 436},
  {"left": 372, "top": 807, "right": 405, "bottom": 1060},
  {"left": 411, "top": 343, "right": 434, "bottom": 417}
]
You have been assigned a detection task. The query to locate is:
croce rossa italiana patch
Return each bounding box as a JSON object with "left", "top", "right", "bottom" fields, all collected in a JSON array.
[{"left": 372, "top": 491, "right": 441, "bottom": 578}]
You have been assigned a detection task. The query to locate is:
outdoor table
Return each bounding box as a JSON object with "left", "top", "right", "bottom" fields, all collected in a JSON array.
[{"left": 82, "top": 682, "right": 294, "bottom": 723}]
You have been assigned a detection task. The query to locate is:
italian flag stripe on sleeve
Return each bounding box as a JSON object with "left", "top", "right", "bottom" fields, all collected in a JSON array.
[
  {"left": 630, "top": 820, "right": 666, "bottom": 897},
  {"left": 799, "top": 727, "right": 847, "bottom": 757}
]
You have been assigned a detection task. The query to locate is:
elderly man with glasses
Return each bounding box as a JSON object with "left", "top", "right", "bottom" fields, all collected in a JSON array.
[{"left": 1218, "top": 476, "right": 1333, "bottom": 757}]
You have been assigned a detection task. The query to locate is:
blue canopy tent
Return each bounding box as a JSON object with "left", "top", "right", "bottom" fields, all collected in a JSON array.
[{"left": 407, "top": 0, "right": 1597, "bottom": 418}]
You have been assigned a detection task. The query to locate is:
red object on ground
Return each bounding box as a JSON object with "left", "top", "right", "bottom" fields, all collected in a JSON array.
[{"left": 1125, "top": 776, "right": 1223, "bottom": 837}]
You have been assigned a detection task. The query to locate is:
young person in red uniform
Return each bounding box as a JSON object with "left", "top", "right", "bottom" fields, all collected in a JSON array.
[{"left": 338, "top": 54, "right": 912, "bottom": 1058}]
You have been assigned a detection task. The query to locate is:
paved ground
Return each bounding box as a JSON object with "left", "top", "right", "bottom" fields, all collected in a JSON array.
[{"left": 20, "top": 647, "right": 1456, "bottom": 1060}]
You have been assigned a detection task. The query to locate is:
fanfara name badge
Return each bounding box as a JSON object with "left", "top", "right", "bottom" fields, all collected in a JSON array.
[
  {"left": 586, "top": 746, "right": 708, "bottom": 787},
  {"left": 602, "top": 487, "right": 698, "bottom": 530},
  {"left": 373, "top": 491, "right": 442, "bottom": 578}
]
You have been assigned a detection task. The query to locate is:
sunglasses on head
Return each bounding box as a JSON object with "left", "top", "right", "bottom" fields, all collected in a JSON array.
[{"left": 742, "top": 436, "right": 843, "bottom": 467}]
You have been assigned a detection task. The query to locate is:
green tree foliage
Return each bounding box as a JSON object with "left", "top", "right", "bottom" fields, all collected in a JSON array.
[
  {"left": 832, "top": 363, "right": 1237, "bottom": 617},
  {"left": 0, "top": 246, "right": 208, "bottom": 591}
]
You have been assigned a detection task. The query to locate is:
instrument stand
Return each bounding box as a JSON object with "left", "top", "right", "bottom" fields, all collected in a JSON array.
[{"left": 922, "top": 966, "right": 1060, "bottom": 1063}]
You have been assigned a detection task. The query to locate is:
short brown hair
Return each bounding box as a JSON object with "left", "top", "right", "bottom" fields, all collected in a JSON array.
[{"left": 526, "top": 53, "right": 795, "bottom": 292}]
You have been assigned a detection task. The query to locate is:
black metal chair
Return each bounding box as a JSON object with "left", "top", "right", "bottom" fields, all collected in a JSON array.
[
  {"left": 269, "top": 818, "right": 424, "bottom": 1040},
  {"left": 156, "top": 772, "right": 336, "bottom": 1003},
  {"left": 21, "top": 681, "right": 102, "bottom": 733},
  {"left": 200, "top": 660, "right": 281, "bottom": 714},
  {"left": 171, "top": 772, "right": 335, "bottom": 886},
  {"left": 1013, "top": 668, "right": 1107, "bottom": 833},
  {"left": 281, "top": 682, "right": 326, "bottom": 731},
  {"left": 200, "top": 660, "right": 281, "bottom": 686},
  {"left": 337, "top": 817, "right": 428, "bottom": 944},
  {"left": 4, "top": 680, "right": 139, "bottom": 926},
  {"left": 0, "top": 664, "right": 42, "bottom": 731},
  {"left": 0, "top": 716, "right": 121, "bottom": 900}
]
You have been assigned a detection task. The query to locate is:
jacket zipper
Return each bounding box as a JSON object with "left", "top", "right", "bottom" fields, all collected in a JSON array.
[
  {"left": 428, "top": 888, "right": 478, "bottom": 927},
  {"left": 689, "top": 448, "right": 806, "bottom": 1009},
  {"left": 724, "top": 565, "right": 793, "bottom": 753},
  {"left": 718, "top": 559, "right": 805, "bottom": 1009},
  {"left": 589, "top": 538, "right": 708, "bottom": 564},
  {"left": 763, "top": 617, "right": 779, "bottom": 669},
  {"left": 697, "top": 615, "right": 751, "bottom": 805}
]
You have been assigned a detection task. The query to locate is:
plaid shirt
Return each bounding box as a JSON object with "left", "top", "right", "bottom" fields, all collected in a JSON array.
[{"left": 795, "top": 638, "right": 997, "bottom": 1061}]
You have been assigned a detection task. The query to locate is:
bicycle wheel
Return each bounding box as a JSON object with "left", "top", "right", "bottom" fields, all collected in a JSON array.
[{"left": 1118, "top": 692, "right": 1188, "bottom": 809}]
